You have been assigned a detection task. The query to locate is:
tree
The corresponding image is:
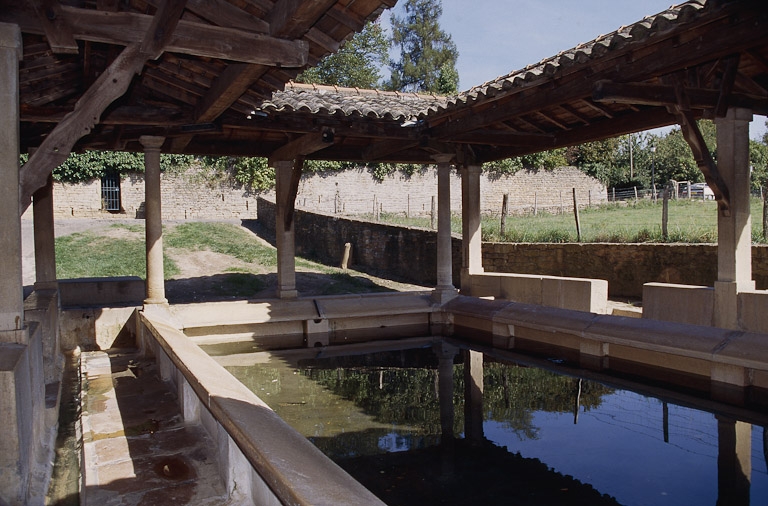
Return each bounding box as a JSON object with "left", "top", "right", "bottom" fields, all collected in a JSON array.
[
  {"left": 296, "top": 21, "right": 389, "bottom": 88},
  {"left": 387, "top": 0, "right": 459, "bottom": 94}
]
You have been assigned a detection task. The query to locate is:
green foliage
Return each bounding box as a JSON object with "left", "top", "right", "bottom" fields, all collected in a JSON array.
[
  {"left": 201, "top": 156, "right": 274, "bottom": 192},
  {"left": 296, "top": 21, "right": 390, "bottom": 88},
  {"left": 750, "top": 138, "right": 768, "bottom": 190},
  {"left": 388, "top": 0, "right": 459, "bottom": 94},
  {"left": 484, "top": 149, "right": 567, "bottom": 175},
  {"left": 26, "top": 150, "right": 192, "bottom": 183}
]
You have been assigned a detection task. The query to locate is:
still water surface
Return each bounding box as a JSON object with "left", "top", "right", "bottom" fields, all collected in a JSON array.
[{"left": 211, "top": 342, "right": 768, "bottom": 505}]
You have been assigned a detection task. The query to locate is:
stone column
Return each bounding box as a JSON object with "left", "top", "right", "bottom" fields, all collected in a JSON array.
[
  {"left": 433, "top": 341, "right": 458, "bottom": 442},
  {"left": 463, "top": 349, "right": 484, "bottom": 441},
  {"left": 716, "top": 416, "right": 751, "bottom": 505},
  {"left": 140, "top": 136, "right": 167, "bottom": 305},
  {"left": 714, "top": 108, "right": 754, "bottom": 329},
  {"left": 0, "top": 23, "right": 24, "bottom": 341},
  {"left": 33, "top": 173, "right": 57, "bottom": 290},
  {"left": 460, "top": 164, "right": 483, "bottom": 292},
  {"left": 274, "top": 160, "right": 298, "bottom": 299},
  {"left": 433, "top": 155, "right": 458, "bottom": 304}
]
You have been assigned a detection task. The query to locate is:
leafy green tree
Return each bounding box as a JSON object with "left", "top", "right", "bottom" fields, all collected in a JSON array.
[
  {"left": 296, "top": 21, "right": 389, "bottom": 88},
  {"left": 388, "top": 0, "right": 459, "bottom": 94}
]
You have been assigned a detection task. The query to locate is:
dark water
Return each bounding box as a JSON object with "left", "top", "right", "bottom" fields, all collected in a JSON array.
[{"left": 218, "top": 344, "right": 768, "bottom": 506}]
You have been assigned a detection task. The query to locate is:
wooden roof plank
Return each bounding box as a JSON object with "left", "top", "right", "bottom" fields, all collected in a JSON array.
[{"left": 29, "top": 0, "right": 79, "bottom": 54}]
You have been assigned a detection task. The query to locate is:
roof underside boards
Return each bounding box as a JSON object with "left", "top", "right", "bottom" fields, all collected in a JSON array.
[{"left": 5, "top": 0, "right": 768, "bottom": 172}]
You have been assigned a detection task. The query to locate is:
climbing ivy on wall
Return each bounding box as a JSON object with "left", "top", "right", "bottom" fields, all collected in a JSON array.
[{"left": 20, "top": 150, "right": 193, "bottom": 183}]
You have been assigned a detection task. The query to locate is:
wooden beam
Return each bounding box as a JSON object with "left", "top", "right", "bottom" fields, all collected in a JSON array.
[
  {"left": 20, "top": 1, "right": 191, "bottom": 208},
  {"left": 284, "top": 157, "right": 303, "bottom": 231},
  {"left": 19, "top": 43, "right": 148, "bottom": 210},
  {"left": 140, "top": 0, "right": 188, "bottom": 59},
  {"left": 592, "top": 80, "right": 768, "bottom": 115},
  {"left": 267, "top": 0, "right": 337, "bottom": 39},
  {"left": 714, "top": 55, "right": 739, "bottom": 118},
  {"left": 5, "top": 5, "right": 309, "bottom": 67},
  {"left": 196, "top": 63, "right": 267, "bottom": 123},
  {"left": 675, "top": 107, "right": 731, "bottom": 215},
  {"left": 269, "top": 129, "right": 335, "bottom": 164},
  {"left": 448, "top": 129, "right": 554, "bottom": 147},
  {"left": 29, "top": 0, "right": 78, "bottom": 54},
  {"left": 146, "top": 0, "right": 270, "bottom": 33},
  {"left": 364, "top": 138, "right": 420, "bottom": 162}
]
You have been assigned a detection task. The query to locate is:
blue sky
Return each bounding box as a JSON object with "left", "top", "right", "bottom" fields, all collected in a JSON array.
[{"left": 382, "top": 0, "right": 767, "bottom": 140}]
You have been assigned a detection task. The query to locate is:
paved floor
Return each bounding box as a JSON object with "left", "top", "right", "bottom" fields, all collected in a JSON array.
[{"left": 80, "top": 349, "right": 230, "bottom": 505}]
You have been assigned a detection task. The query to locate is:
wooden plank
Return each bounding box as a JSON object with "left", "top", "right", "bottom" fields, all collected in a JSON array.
[
  {"left": 196, "top": 63, "right": 267, "bottom": 123},
  {"left": 140, "top": 0, "right": 189, "bottom": 59},
  {"left": 4, "top": 5, "right": 309, "bottom": 67}
]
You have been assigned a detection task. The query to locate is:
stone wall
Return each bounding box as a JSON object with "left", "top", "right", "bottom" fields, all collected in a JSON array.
[
  {"left": 257, "top": 198, "right": 768, "bottom": 298},
  {"left": 38, "top": 168, "right": 259, "bottom": 220},
  {"left": 25, "top": 165, "right": 605, "bottom": 221},
  {"left": 289, "top": 166, "right": 606, "bottom": 216}
]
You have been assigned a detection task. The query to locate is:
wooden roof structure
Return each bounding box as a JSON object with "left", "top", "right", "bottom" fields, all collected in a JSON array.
[{"left": 4, "top": 0, "right": 768, "bottom": 212}]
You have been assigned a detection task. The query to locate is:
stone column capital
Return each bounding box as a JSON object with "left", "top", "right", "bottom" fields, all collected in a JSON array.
[
  {"left": 139, "top": 135, "right": 166, "bottom": 150},
  {"left": 716, "top": 108, "right": 753, "bottom": 124},
  {"left": 431, "top": 153, "right": 454, "bottom": 165},
  {"left": 0, "top": 23, "right": 22, "bottom": 59}
]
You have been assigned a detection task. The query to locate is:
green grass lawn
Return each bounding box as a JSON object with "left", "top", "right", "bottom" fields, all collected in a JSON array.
[{"left": 370, "top": 197, "right": 767, "bottom": 244}]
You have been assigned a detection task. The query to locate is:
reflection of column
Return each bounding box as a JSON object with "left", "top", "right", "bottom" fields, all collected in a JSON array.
[
  {"left": 140, "top": 135, "right": 167, "bottom": 304},
  {"left": 274, "top": 160, "right": 297, "bottom": 299},
  {"left": 463, "top": 350, "right": 484, "bottom": 441},
  {"left": 714, "top": 108, "right": 754, "bottom": 329},
  {"left": 460, "top": 164, "right": 483, "bottom": 292},
  {"left": 0, "top": 23, "right": 24, "bottom": 340},
  {"left": 717, "top": 416, "right": 751, "bottom": 506},
  {"left": 433, "top": 341, "right": 458, "bottom": 441},
  {"left": 33, "top": 173, "right": 57, "bottom": 290},
  {"left": 433, "top": 156, "right": 458, "bottom": 304}
]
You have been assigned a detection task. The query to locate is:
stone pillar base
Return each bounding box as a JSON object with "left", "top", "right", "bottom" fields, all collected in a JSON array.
[
  {"left": 0, "top": 341, "right": 32, "bottom": 505},
  {"left": 277, "top": 289, "right": 298, "bottom": 300},
  {"left": 431, "top": 286, "right": 458, "bottom": 305}
]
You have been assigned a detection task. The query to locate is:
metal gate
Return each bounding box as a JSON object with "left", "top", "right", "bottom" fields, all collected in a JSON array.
[{"left": 101, "top": 172, "right": 121, "bottom": 211}]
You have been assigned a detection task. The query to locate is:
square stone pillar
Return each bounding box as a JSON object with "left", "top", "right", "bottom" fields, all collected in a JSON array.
[
  {"left": 140, "top": 136, "right": 167, "bottom": 305},
  {"left": 33, "top": 174, "right": 58, "bottom": 290},
  {"left": 433, "top": 156, "right": 458, "bottom": 304},
  {"left": 274, "top": 160, "right": 298, "bottom": 299},
  {"left": 0, "top": 23, "right": 24, "bottom": 341},
  {"left": 714, "top": 108, "right": 754, "bottom": 329},
  {"left": 460, "top": 164, "right": 483, "bottom": 292}
]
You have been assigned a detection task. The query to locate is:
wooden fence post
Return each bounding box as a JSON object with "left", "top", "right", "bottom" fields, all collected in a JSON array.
[
  {"left": 500, "top": 193, "right": 509, "bottom": 236},
  {"left": 430, "top": 195, "right": 436, "bottom": 230},
  {"left": 634, "top": 186, "right": 638, "bottom": 204},
  {"left": 662, "top": 186, "right": 669, "bottom": 240},
  {"left": 572, "top": 188, "right": 581, "bottom": 242}
]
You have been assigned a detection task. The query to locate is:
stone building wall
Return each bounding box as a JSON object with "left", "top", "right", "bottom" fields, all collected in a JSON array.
[{"left": 257, "top": 198, "right": 768, "bottom": 298}]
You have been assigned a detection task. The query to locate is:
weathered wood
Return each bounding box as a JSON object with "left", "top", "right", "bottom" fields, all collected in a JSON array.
[
  {"left": 267, "top": 0, "right": 336, "bottom": 39},
  {"left": 572, "top": 188, "right": 581, "bottom": 242},
  {"left": 196, "top": 63, "right": 267, "bottom": 123},
  {"left": 675, "top": 107, "right": 731, "bottom": 215},
  {"left": 147, "top": 0, "right": 270, "bottom": 33},
  {"left": 140, "top": 0, "right": 187, "bottom": 58},
  {"left": 269, "top": 129, "right": 335, "bottom": 165},
  {"left": 29, "top": 0, "right": 78, "bottom": 54},
  {"left": 500, "top": 193, "right": 508, "bottom": 236},
  {"left": 19, "top": 43, "right": 147, "bottom": 209},
  {"left": 4, "top": 5, "right": 309, "bottom": 67},
  {"left": 284, "top": 158, "right": 304, "bottom": 231},
  {"left": 714, "top": 55, "right": 740, "bottom": 118}
]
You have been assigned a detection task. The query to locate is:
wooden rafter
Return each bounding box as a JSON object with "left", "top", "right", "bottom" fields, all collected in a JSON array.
[
  {"left": 3, "top": 5, "right": 308, "bottom": 66},
  {"left": 269, "top": 129, "right": 335, "bottom": 164},
  {"left": 19, "top": 1, "right": 188, "bottom": 210}
]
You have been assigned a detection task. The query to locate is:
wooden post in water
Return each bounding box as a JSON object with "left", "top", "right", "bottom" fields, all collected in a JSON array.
[
  {"left": 662, "top": 186, "right": 670, "bottom": 241},
  {"left": 663, "top": 402, "right": 669, "bottom": 443},
  {"left": 573, "top": 378, "right": 582, "bottom": 425},
  {"left": 500, "top": 193, "right": 509, "bottom": 237},
  {"left": 572, "top": 188, "right": 582, "bottom": 242}
]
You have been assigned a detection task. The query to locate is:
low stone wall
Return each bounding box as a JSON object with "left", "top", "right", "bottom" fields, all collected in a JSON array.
[{"left": 257, "top": 198, "right": 768, "bottom": 298}]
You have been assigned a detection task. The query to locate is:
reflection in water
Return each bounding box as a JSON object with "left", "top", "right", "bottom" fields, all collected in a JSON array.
[{"left": 220, "top": 345, "right": 768, "bottom": 506}]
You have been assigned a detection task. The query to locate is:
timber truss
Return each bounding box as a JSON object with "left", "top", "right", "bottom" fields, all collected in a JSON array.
[{"left": 4, "top": 0, "right": 768, "bottom": 215}]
